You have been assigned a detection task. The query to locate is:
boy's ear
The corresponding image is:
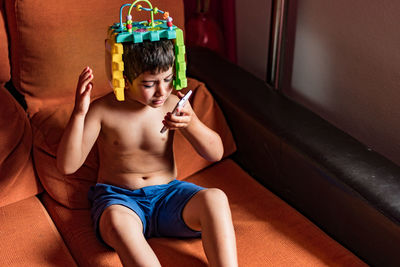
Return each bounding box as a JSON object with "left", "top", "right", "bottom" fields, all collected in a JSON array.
[{"left": 124, "top": 76, "right": 130, "bottom": 88}]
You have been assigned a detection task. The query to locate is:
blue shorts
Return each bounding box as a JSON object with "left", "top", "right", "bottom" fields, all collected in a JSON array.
[{"left": 88, "top": 180, "right": 204, "bottom": 245}]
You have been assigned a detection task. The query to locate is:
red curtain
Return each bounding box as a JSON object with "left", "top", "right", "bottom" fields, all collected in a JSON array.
[{"left": 183, "top": 0, "right": 237, "bottom": 63}]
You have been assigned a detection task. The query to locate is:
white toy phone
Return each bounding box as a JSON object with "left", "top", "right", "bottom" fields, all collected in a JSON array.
[{"left": 160, "top": 90, "right": 193, "bottom": 133}]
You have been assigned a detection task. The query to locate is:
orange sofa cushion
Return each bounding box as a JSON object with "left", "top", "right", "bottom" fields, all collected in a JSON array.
[
  {"left": 42, "top": 193, "right": 123, "bottom": 267},
  {"left": 42, "top": 159, "right": 366, "bottom": 266},
  {"left": 32, "top": 78, "right": 236, "bottom": 209},
  {"left": 5, "top": 0, "right": 185, "bottom": 115},
  {"left": 186, "top": 159, "right": 366, "bottom": 266},
  {"left": 0, "top": 86, "right": 41, "bottom": 208},
  {"left": 0, "top": 196, "right": 77, "bottom": 266},
  {"left": 0, "top": 0, "right": 10, "bottom": 84},
  {"left": 174, "top": 80, "right": 236, "bottom": 179}
]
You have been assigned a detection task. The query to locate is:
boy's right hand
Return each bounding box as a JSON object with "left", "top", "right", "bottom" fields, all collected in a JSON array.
[{"left": 74, "top": 67, "right": 94, "bottom": 116}]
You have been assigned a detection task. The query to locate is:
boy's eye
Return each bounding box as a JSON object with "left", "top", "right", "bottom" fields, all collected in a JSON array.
[
  {"left": 164, "top": 77, "right": 174, "bottom": 82},
  {"left": 142, "top": 83, "right": 155, "bottom": 88}
]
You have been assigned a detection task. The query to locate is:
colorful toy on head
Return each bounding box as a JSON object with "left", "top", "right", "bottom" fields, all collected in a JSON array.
[{"left": 105, "top": 0, "right": 187, "bottom": 101}]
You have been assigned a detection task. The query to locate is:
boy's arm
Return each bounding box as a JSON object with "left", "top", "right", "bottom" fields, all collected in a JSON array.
[
  {"left": 56, "top": 67, "right": 101, "bottom": 174},
  {"left": 163, "top": 92, "right": 224, "bottom": 162}
]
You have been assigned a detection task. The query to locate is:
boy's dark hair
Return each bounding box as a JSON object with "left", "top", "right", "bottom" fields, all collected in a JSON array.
[{"left": 122, "top": 39, "right": 175, "bottom": 82}]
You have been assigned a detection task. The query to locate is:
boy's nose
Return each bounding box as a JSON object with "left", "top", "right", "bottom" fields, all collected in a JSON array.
[{"left": 156, "top": 83, "right": 169, "bottom": 96}]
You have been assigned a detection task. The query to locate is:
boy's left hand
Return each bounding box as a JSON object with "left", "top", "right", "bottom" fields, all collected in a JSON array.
[{"left": 162, "top": 92, "right": 197, "bottom": 131}]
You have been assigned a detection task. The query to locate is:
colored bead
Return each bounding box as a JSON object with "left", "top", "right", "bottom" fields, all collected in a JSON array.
[
  {"left": 127, "top": 20, "right": 132, "bottom": 25},
  {"left": 136, "top": 4, "right": 142, "bottom": 11},
  {"left": 167, "top": 21, "right": 173, "bottom": 27},
  {"left": 163, "top": 12, "right": 169, "bottom": 20},
  {"left": 167, "top": 16, "right": 173, "bottom": 22},
  {"left": 126, "top": 24, "right": 133, "bottom": 29},
  {"left": 126, "top": 15, "right": 132, "bottom": 20},
  {"left": 153, "top": 7, "right": 158, "bottom": 14}
]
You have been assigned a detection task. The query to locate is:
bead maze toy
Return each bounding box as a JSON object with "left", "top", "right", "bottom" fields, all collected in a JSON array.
[{"left": 105, "top": 0, "right": 187, "bottom": 101}]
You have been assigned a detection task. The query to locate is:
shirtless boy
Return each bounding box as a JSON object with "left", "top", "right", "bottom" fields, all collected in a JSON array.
[{"left": 56, "top": 39, "right": 237, "bottom": 266}]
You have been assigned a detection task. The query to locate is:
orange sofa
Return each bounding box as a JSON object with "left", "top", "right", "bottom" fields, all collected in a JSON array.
[{"left": 0, "top": 0, "right": 367, "bottom": 266}]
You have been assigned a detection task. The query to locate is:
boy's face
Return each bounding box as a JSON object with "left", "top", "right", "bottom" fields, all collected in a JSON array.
[{"left": 125, "top": 67, "right": 174, "bottom": 108}]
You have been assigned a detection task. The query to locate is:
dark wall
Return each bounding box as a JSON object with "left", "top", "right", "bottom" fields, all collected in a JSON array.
[{"left": 282, "top": 0, "right": 400, "bottom": 167}]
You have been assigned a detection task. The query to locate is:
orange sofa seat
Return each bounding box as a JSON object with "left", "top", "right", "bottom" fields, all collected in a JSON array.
[
  {"left": 0, "top": 196, "right": 77, "bottom": 267},
  {"left": 41, "top": 159, "right": 366, "bottom": 266}
]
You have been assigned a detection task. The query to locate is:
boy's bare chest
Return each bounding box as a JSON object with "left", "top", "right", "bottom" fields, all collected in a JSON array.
[{"left": 99, "top": 109, "right": 170, "bottom": 152}]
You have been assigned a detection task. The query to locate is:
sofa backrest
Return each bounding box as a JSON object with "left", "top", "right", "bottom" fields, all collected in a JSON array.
[
  {"left": 5, "top": 0, "right": 185, "bottom": 115},
  {"left": 0, "top": 86, "right": 42, "bottom": 208},
  {"left": 0, "top": 0, "right": 10, "bottom": 85},
  {"left": 0, "top": 1, "right": 41, "bottom": 208}
]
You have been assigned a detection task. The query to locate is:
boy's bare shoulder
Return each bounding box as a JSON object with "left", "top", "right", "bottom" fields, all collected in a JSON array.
[
  {"left": 85, "top": 92, "right": 115, "bottom": 121},
  {"left": 91, "top": 92, "right": 116, "bottom": 109},
  {"left": 169, "top": 93, "right": 179, "bottom": 101},
  {"left": 165, "top": 93, "right": 179, "bottom": 107}
]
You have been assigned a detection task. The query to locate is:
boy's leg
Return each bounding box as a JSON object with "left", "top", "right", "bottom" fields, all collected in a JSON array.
[
  {"left": 182, "top": 188, "right": 238, "bottom": 267},
  {"left": 99, "top": 204, "right": 161, "bottom": 267}
]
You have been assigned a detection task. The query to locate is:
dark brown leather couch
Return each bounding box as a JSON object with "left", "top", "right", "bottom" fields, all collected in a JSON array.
[{"left": 187, "top": 46, "right": 400, "bottom": 267}]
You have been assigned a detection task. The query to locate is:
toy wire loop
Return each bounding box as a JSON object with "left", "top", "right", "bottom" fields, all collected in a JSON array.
[
  {"left": 129, "top": 0, "right": 154, "bottom": 28},
  {"left": 119, "top": 0, "right": 167, "bottom": 32}
]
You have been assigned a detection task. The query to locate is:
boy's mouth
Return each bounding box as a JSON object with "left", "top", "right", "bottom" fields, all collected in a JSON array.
[{"left": 152, "top": 99, "right": 165, "bottom": 105}]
